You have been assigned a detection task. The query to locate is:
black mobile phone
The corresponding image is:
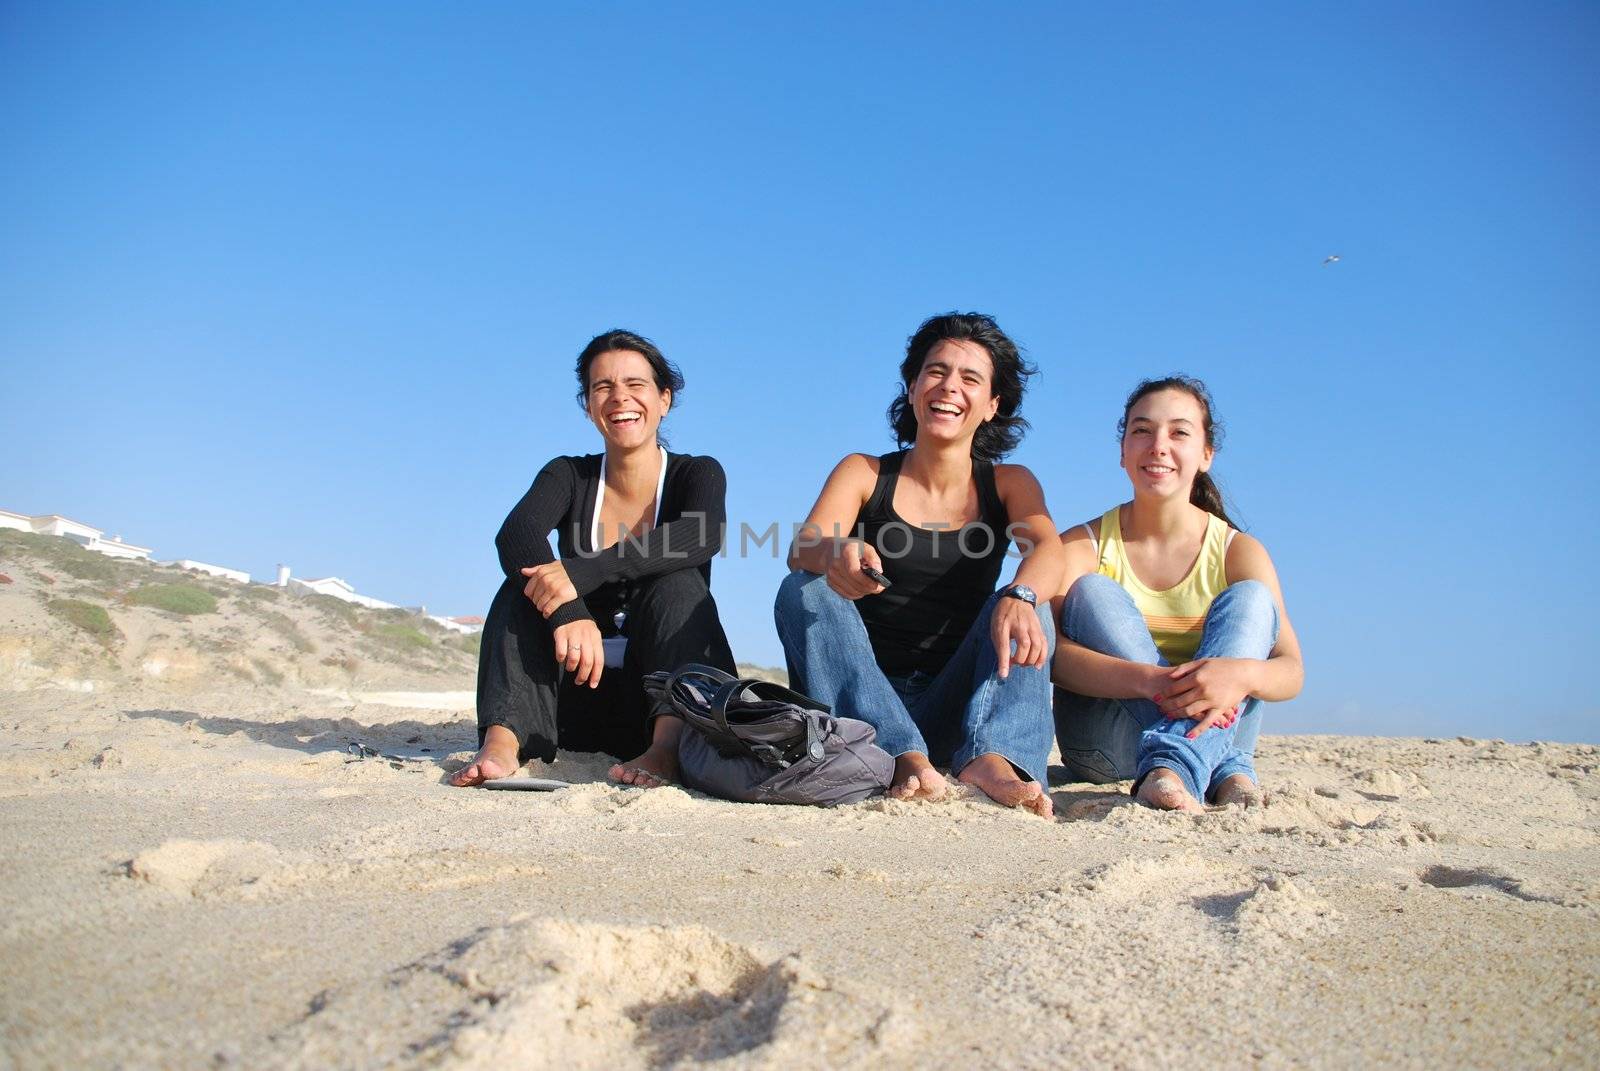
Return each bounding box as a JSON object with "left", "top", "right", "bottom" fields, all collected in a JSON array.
[{"left": 861, "top": 565, "right": 893, "bottom": 588}]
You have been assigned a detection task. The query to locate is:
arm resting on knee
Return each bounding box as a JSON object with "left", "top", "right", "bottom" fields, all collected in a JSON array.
[
  {"left": 1224, "top": 533, "right": 1304, "bottom": 703},
  {"left": 1052, "top": 638, "right": 1165, "bottom": 700}
]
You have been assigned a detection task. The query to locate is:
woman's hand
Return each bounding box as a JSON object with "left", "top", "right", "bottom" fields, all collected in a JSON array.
[
  {"left": 521, "top": 562, "right": 578, "bottom": 618},
  {"left": 991, "top": 595, "right": 1046, "bottom": 679},
  {"left": 1155, "top": 658, "right": 1257, "bottom": 721},
  {"left": 825, "top": 539, "right": 886, "bottom": 601},
  {"left": 552, "top": 618, "right": 604, "bottom": 688}
]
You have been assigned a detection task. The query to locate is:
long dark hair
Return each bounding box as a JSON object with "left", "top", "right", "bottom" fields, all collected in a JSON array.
[
  {"left": 573, "top": 329, "right": 684, "bottom": 443},
  {"left": 887, "top": 312, "right": 1036, "bottom": 462},
  {"left": 1117, "top": 375, "right": 1238, "bottom": 529}
]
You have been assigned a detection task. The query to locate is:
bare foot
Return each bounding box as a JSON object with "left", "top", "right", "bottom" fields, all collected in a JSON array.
[
  {"left": 889, "top": 753, "right": 948, "bottom": 802},
  {"left": 609, "top": 717, "right": 682, "bottom": 789},
  {"left": 1135, "top": 768, "right": 1204, "bottom": 813},
  {"left": 957, "top": 753, "right": 1054, "bottom": 819},
  {"left": 1211, "top": 773, "right": 1262, "bottom": 808},
  {"left": 449, "top": 725, "right": 521, "bottom": 787}
]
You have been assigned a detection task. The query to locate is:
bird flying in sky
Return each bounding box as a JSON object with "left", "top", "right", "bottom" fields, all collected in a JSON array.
[{"left": 1323, "top": 254, "right": 1342, "bottom": 265}]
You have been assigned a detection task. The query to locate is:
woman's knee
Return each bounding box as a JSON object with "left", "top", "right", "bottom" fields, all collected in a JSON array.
[
  {"left": 629, "top": 570, "right": 722, "bottom": 641},
  {"left": 634, "top": 567, "right": 712, "bottom": 608},
  {"left": 1217, "top": 579, "right": 1278, "bottom": 629},
  {"left": 1063, "top": 573, "right": 1125, "bottom": 613},
  {"left": 978, "top": 592, "right": 1056, "bottom": 656},
  {"left": 484, "top": 578, "right": 550, "bottom": 643},
  {"left": 775, "top": 569, "right": 844, "bottom": 620},
  {"left": 1060, "top": 573, "right": 1136, "bottom": 635}
]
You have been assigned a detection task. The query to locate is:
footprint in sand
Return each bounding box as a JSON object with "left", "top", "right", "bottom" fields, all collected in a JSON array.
[
  {"left": 1353, "top": 768, "right": 1431, "bottom": 801},
  {"left": 271, "top": 918, "right": 915, "bottom": 1070},
  {"left": 1416, "top": 865, "right": 1587, "bottom": 907},
  {"left": 124, "top": 838, "right": 280, "bottom": 898},
  {"left": 973, "top": 855, "right": 1341, "bottom": 1063}
]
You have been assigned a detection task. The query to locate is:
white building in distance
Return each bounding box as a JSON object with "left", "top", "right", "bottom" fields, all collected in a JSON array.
[
  {"left": 284, "top": 573, "right": 401, "bottom": 611},
  {"left": 4, "top": 509, "right": 471, "bottom": 621},
  {"left": 428, "top": 613, "right": 484, "bottom": 635},
  {"left": 0, "top": 510, "right": 153, "bottom": 561},
  {"left": 169, "top": 559, "right": 251, "bottom": 584}
]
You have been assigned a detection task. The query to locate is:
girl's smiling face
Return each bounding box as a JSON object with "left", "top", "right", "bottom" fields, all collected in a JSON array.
[
  {"left": 585, "top": 349, "right": 670, "bottom": 449},
  {"left": 908, "top": 340, "right": 1001, "bottom": 446},
  {"left": 1121, "top": 388, "right": 1214, "bottom": 498}
]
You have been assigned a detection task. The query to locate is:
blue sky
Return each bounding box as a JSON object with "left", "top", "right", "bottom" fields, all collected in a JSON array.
[{"left": 3, "top": 3, "right": 1596, "bottom": 742}]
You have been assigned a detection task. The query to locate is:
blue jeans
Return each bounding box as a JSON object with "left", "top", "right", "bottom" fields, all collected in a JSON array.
[
  {"left": 1053, "top": 574, "right": 1278, "bottom": 801},
  {"left": 773, "top": 570, "right": 1056, "bottom": 786}
]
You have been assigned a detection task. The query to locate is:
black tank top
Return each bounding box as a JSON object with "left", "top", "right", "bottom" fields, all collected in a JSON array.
[{"left": 853, "top": 451, "right": 1012, "bottom": 678}]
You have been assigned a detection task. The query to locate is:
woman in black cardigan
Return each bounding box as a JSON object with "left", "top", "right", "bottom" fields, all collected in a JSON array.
[{"left": 451, "top": 330, "right": 735, "bottom": 788}]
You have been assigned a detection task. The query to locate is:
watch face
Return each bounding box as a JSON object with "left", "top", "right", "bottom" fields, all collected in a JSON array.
[{"left": 1008, "top": 585, "right": 1037, "bottom": 604}]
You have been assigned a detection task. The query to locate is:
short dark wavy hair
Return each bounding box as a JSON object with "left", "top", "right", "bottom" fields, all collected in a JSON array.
[
  {"left": 573, "top": 329, "right": 684, "bottom": 409},
  {"left": 887, "top": 312, "right": 1036, "bottom": 461}
]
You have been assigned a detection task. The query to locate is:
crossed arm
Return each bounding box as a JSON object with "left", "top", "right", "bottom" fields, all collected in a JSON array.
[
  {"left": 495, "top": 455, "right": 727, "bottom": 686},
  {"left": 1049, "top": 524, "right": 1303, "bottom": 736}
]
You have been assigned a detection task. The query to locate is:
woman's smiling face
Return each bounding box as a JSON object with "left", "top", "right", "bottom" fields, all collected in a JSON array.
[
  {"left": 908, "top": 339, "right": 1000, "bottom": 447},
  {"left": 585, "top": 349, "right": 670, "bottom": 449},
  {"left": 1120, "top": 387, "right": 1213, "bottom": 498}
]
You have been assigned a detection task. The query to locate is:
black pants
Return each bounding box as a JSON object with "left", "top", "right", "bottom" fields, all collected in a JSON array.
[{"left": 475, "top": 568, "right": 736, "bottom": 763}]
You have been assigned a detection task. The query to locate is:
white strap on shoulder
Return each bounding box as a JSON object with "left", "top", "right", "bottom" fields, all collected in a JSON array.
[
  {"left": 590, "top": 465, "right": 606, "bottom": 552},
  {"left": 1080, "top": 522, "right": 1098, "bottom": 556},
  {"left": 652, "top": 445, "right": 668, "bottom": 526},
  {"left": 592, "top": 446, "right": 668, "bottom": 550}
]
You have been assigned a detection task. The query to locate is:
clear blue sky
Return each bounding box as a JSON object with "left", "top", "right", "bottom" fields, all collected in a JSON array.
[{"left": 3, "top": 3, "right": 1596, "bottom": 742}]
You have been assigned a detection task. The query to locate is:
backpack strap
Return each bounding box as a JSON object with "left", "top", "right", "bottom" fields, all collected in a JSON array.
[
  {"left": 735, "top": 678, "right": 832, "bottom": 715},
  {"left": 705, "top": 679, "right": 781, "bottom": 766},
  {"left": 662, "top": 664, "right": 736, "bottom": 718},
  {"left": 660, "top": 664, "right": 833, "bottom": 768}
]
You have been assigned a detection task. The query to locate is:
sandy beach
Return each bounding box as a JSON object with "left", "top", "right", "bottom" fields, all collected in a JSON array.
[
  {"left": 1, "top": 541, "right": 1597, "bottom": 1068},
  {"left": 3, "top": 682, "right": 1597, "bottom": 1069}
]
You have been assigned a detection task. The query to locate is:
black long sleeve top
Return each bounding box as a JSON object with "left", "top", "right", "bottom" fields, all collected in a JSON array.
[{"left": 494, "top": 452, "right": 726, "bottom": 630}]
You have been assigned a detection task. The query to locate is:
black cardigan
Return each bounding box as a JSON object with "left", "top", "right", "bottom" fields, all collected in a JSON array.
[{"left": 495, "top": 452, "right": 726, "bottom": 629}]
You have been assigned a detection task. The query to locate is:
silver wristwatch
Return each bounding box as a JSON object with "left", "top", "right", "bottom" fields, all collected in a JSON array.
[{"left": 1002, "top": 584, "right": 1037, "bottom": 606}]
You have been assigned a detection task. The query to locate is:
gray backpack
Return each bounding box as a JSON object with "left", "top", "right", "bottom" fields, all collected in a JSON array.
[{"left": 642, "top": 665, "right": 893, "bottom": 806}]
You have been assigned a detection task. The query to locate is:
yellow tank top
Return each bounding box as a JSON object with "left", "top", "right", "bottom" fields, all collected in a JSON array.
[{"left": 1095, "top": 506, "right": 1233, "bottom": 666}]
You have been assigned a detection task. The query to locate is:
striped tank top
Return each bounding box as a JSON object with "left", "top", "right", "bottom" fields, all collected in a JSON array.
[{"left": 1095, "top": 506, "right": 1233, "bottom": 666}]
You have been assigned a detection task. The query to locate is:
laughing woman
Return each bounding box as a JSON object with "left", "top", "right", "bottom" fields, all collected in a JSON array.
[
  {"left": 451, "top": 329, "right": 736, "bottom": 789},
  {"left": 774, "top": 313, "right": 1065, "bottom": 818},
  {"left": 1051, "top": 376, "right": 1303, "bottom": 812}
]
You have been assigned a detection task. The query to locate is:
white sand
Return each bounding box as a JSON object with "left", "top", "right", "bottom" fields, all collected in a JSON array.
[
  {"left": 1, "top": 550, "right": 1596, "bottom": 1067},
  {"left": 1, "top": 684, "right": 1596, "bottom": 1069}
]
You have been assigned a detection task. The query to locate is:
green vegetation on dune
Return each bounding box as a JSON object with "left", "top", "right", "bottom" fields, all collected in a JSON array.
[
  {"left": 127, "top": 583, "right": 218, "bottom": 615},
  {"left": 3, "top": 530, "right": 482, "bottom": 678},
  {"left": 238, "top": 583, "right": 282, "bottom": 600},
  {"left": 47, "top": 598, "right": 117, "bottom": 639},
  {"left": 308, "top": 593, "right": 361, "bottom": 627},
  {"left": 373, "top": 622, "right": 432, "bottom": 650},
  {"left": 444, "top": 632, "right": 480, "bottom": 655},
  {"left": 1, "top": 529, "right": 122, "bottom": 582}
]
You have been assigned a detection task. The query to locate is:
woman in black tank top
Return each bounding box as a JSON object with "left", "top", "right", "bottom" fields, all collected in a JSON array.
[{"left": 775, "top": 313, "right": 1066, "bottom": 818}]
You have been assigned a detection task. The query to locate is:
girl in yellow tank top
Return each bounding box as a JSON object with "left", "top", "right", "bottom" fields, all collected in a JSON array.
[
  {"left": 1094, "top": 503, "right": 1233, "bottom": 667},
  {"left": 1050, "top": 376, "right": 1305, "bottom": 813}
]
